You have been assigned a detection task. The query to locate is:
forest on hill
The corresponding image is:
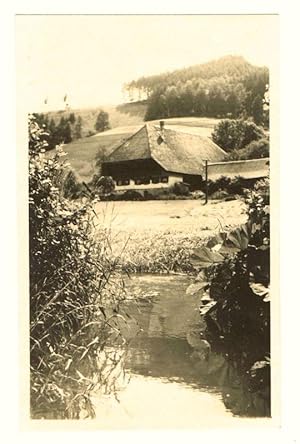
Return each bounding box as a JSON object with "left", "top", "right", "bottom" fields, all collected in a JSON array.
[
  {"left": 32, "top": 105, "right": 146, "bottom": 151},
  {"left": 124, "top": 56, "right": 269, "bottom": 125}
]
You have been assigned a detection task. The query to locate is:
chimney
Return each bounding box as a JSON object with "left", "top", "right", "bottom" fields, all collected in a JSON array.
[{"left": 159, "top": 120, "right": 165, "bottom": 131}]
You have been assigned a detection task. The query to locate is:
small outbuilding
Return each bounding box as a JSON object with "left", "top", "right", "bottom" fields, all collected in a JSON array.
[{"left": 101, "top": 121, "right": 226, "bottom": 192}]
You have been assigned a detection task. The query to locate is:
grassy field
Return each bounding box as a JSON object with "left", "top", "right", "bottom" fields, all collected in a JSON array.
[
  {"left": 62, "top": 132, "right": 130, "bottom": 181},
  {"left": 94, "top": 198, "right": 247, "bottom": 273}
]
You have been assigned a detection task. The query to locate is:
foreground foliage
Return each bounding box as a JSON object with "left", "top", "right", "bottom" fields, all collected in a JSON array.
[
  {"left": 187, "top": 178, "right": 270, "bottom": 415},
  {"left": 29, "top": 117, "right": 128, "bottom": 419}
]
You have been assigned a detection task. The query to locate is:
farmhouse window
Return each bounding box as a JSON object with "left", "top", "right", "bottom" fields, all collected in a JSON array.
[
  {"left": 161, "top": 176, "right": 169, "bottom": 183},
  {"left": 142, "top": 177, "right": 150, "bottom": 185},
  {"left": 117, "top": 179, "right": 130, "bottom": 186},
  {"left": 151, "top": 176, "right": 160, "bottom": 184},
  {"left": 134, "top": 178, "right": 142, "bottom": 185}
]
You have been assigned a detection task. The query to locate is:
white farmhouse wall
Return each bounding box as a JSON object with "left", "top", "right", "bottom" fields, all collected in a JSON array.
[{"left": 115, "top": 174, "right": 183, "bottom": 191}]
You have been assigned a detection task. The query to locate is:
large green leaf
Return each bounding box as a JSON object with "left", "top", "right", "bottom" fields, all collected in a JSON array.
[
  {"left": 199, "top": 300, "right": 217, "bottom": 316},
  {"left": 221, "top": 224, "right": 250, "bottom": 252},
  {"left": 186, "top": 281, "right": 208, "bottom": 295},
  {"left": 249, "top": 282, "right": 270, "bottom": 302},
  {"left": 206, "top": 231, "right": 227, "bottom": 249},
  {"left": 190, "top": 247, "right": 224, "bottom": 268}
]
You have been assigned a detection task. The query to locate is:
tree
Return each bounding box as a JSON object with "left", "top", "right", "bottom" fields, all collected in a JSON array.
[
  {"left": 95, "top": 146, "right": 107, "bottom": 172},
  {"left": 211, "top": 119, "right": 265, "bottom": 152},
  {"left": 262, "top": 84, "right": 270, "bottom": 128},
  {"left": 126, "top": 56, "right": 269, "bottom": 122},
  {"left": 59, "top": 116, "right": 66, "bottom": 127},
  {"left": 63, "top": 169, "right": 81, "bottom": 199},
  {"left": 69, "top": 112, "right": 76, "bottom": 124},
  {"left": 226, "top": 138, "right": 269, "bottom": 161},
  {"left": 64, "top": 122, "right": 72, "bottom": 143},
  {"left": 53, "top": 116, "right": 73, "bottom": 144},
  {"left": 251, "top": 95, "right": 264, "bottom": 125},
  {"left": 95, "top": 110, "right": 111, "bottom": 132},
  {"left": 74, "top": 116, "right": 82, "bottom": 139}
]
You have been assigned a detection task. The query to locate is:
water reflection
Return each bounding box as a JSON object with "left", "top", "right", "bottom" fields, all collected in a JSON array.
[{"left": 117, "top": 274, "right": 270, "bottom": 418}]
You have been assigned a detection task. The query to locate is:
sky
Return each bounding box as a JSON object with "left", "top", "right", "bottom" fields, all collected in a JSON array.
[{"left": 16, "top": 15, "right": 278, "bottom": 112}]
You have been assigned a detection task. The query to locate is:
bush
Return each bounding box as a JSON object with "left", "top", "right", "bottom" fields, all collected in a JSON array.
[
  {"left": 90, "top": 174, "right": 115, "bottom": 196},
  {"left": 205, "top": 175, "right": 257, "bottom": 197},
  {"left": 143, "top": 190, "right": 156, "bottom": 200},
  {"left": 210, "top": 190, "right": 229, "bottom": 200},
  {"left": 105, "top": 189, "right": 195, "bottom": 201},
  {"left": 206, "top": 176, "right": 231, "bottom": 195},
  {"left": 226, "top": 138, "right": 269, "bottom": 161},
  {"left": 191, "top": 190, "right": 205, "bottom": 200},
  {"left": 171, "top": 181, "right": 190, "bottom": 196},
  {"left": 187, "top": 177, "right": 270, "bottom": 415},
  {"left": 63, "top": 169, "right": 83, "bottom": 199},
  {"left": 227, "top": 176, "right": 246, "bottom": 195},
  {"left": 29, "top": 116, "right": 128, "bottom": 419},
  {"left": 212, "top": 119, "right": 265, "bottom": 152},
  {"left": 121, "top": 190, "right": 144, "bottom": 201}
]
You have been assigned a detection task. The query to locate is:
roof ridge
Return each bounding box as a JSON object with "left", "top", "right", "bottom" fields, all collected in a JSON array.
[
  {"left": 146, "top": 122, "right": 161, "bottom": 154},
  {"left": 144, "top": 123, "right": 152, "bottom": 156},
  {"left": 105, "top": 123, "right": 147, "bottom": 161}
]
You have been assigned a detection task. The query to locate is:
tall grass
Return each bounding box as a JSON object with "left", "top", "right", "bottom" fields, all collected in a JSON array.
[{"left": 29, "top": 117, "right": 130, "bottom": 419}]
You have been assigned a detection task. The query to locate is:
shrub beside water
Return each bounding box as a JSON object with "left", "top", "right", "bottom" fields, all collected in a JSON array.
[
  {"left": 187, "top": 178, "right": 270, "bottom": 416},
  {"left": 29, "top": 117, "right": 128, "bottom": 419}
]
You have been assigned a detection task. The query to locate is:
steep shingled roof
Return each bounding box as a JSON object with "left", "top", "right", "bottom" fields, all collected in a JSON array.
[{"left": 103, "top": 123, "right": 226, "bottom": 175}]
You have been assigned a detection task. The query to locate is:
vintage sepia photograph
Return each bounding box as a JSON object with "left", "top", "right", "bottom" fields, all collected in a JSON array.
[{"left": 16, "top": 14, "right": 279, "bottom": 428}]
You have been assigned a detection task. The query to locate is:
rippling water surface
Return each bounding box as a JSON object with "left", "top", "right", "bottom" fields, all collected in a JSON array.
[{"left": 93, "top": 275, "right": 269, "bottom": 427}]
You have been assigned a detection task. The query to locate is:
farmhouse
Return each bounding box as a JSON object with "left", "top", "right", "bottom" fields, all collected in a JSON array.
[{"left": 101, "top": 121, "right": 226, "bottom": 192}]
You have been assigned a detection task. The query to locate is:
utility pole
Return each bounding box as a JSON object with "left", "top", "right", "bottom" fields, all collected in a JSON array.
[{"left": 204, "top": 160, "right": 208, "bottom": 205}]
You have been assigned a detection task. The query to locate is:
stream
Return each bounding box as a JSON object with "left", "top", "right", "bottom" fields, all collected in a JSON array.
[{"left": 93, "top": 275, "right": 270, "bottom": 427}]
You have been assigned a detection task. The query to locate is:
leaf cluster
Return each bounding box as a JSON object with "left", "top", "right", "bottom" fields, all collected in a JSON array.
[{"left": 187, "top": 178, "right": 270, "bottom": 400}]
